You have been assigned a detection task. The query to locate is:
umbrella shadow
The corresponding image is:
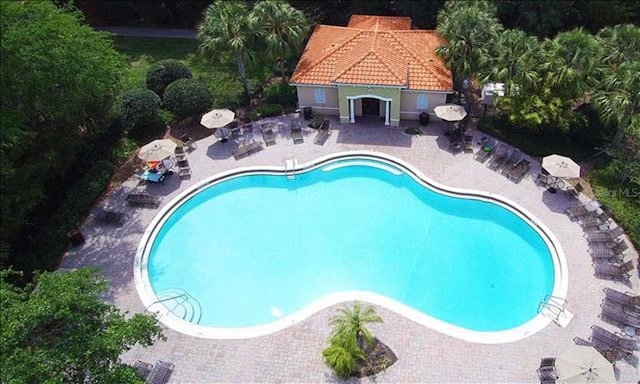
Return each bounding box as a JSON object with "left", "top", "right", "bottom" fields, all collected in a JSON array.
[
  {"left": 542, "top": 189, "right": 573, "bottom": 213},
  {"left": 142, "top": 173, "right": 182, "bottom": 196},
  {"left": 206, "top": 140, "right": 235, "bottom": 160}
]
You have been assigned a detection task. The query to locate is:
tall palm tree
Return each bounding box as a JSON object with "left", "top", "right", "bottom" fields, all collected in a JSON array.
[
  {"left": 540, "top": 28, "right": 602, "bottom": 100},
  {"left": 435, "top": 4, "right": 502, "bottom": 91},
  {"left": 251, "top": 0, "right": 310, "bottom": 85},
  {"left": 329, "top": 302, "right": 382, "bottom": 350},
  {"left": 478, "top": 29, "right": 541, "bottom": 96},
  {"left": 198, "top": 0, "right": 255, "bottom": 103}
]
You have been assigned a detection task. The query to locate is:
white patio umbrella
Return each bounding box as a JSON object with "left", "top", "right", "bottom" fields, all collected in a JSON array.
[
  {"left": 200, "top": 109, "right": 235, "bottom": 129},
  {"left": 138, "top": 139, "right": 177, "bottom": 162},
  {"left": 542, "top": 154, "right": 581, "bottom": 179},
  {"left": 434, "top": 104, "right": 468, "bottom": 122},
  {"left": 555, "top": 345, "right": 615, "bottom": 384}
]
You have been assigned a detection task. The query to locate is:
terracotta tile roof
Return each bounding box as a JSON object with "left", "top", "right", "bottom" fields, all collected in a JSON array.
[{"left": 291, "top": 16, "right": 452, "bottom": 92}]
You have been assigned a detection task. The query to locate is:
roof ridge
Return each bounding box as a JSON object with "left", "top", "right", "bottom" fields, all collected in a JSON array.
[
  {"left": 292, "top": 28, "right": 364, "bottom": 82},
  {"left": 331, "top": 49, "right": 375, "bottom": 81},
  {"left": 385, "top": 31, "right": 431, "bottom": 69}
]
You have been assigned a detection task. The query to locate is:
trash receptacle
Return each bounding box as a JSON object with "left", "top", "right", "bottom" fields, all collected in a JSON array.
[
  {"left": 67, "top": 228, "right": 85, "bottom": 246},
  {"left": 419, "top": 112, "right": 430, "bottom": 126},
  {"left": 303, "top": 106, "right": 312, "bottom": 120}
]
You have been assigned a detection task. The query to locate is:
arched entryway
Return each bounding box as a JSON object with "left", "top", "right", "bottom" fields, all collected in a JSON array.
[{"left": 347, "top": 94, "right": 392, "bottom": 126}]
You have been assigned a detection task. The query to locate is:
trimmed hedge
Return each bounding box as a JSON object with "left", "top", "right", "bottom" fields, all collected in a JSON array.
[
  {"left": 146, "top": 59, "right": 192, "bottom": 98},
  {"left": 162, "top": 78, "right": 212, "bottom": 119},
  {"left": 120, "top": 88, "right": 161, "bottom": 129}
]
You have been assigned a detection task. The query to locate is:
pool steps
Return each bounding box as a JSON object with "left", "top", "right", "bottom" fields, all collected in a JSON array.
[
  {"left": 538, "top": 295, "right": 573, "bottom": 328},
  {"left": 147, "top": 288, "right": 202, "bottom": 324}
]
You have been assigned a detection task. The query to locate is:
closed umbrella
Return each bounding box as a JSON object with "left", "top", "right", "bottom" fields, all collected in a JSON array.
[
  {"left": 200, "top": 109, "right": 235, "bottom": 129},
  {"left": 434, "top": 104, "right": 468, "bottom": 122},
  {"left": 555, "top": 345, "right": 615, "bottom": 383},
  {"left": 138, "top": 139, "right": 177, "bottom": 162},
  {"left": 542, "top": 154, "right": 581, "bottom": 179}
]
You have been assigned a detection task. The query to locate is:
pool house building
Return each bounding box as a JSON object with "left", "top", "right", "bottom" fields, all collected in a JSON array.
[{"left": 290, "top": 15, "right": 454, "bottom": 127}]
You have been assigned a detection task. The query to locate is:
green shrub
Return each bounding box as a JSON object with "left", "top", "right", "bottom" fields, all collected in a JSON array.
[
  {"left": 120, "top": 88, "right": 161, "bottom": 129},
  {"left": 127, "top": 115, "right": 166, "bottom": 143},
  {"left": 257, "top": 103, "right": 283, "bottom": 117},
  {"left": 162, "top": 79, "right": 212, "bottom": 119},
  {"left": 404, "top": 126, "right": 422, "bottom": 135},
  {"left": 590, "top": 161, "right": 640, "bottom": 248},
  {"left": 309, "top": 113, "right": 324, "bottom": 129},
  {"left": 264, "top": 82, "right": 297, "bottom": 106},
  {"left": 204, "top": 72, "right": 245, "bottom": 108},
  {"left": 146, "top": 59, "right": 192, "bottom": 98}
]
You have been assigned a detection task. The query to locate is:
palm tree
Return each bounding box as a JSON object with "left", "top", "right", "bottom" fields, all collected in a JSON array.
[
  {"left": 540, "top": 28, "right": 602, "bottom": 100},
  {"left": 322, "top": 335, "right": 364, "bottom": 378},
  {"left": 329, "top": 302, "right": 382, "bottom": 350},
  {"left": 478, "top": 29, "right": 541, "bottom": 96},
  {"left": 596, "top": 24, "right": 640, "bottom": 67},
  {"left": 251, "top": 0, "right": 310, "bottom": 85},
  {"left": 435, "top": 4, "right": 503, "bottom": 91},
  {"left": 198, "top": 0, "right": 255, "bottom": 103}
]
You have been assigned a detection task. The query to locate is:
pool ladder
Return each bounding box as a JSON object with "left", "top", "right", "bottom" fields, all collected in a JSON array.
[
  {"left": 146, "top": 288, "right": 202, "bottom": 324},
  {"left": 538, "top": 295, "right": 573, "bottom": 328},
  {"left": 284, "top": 157, "right": 297, "bottom": 180}
]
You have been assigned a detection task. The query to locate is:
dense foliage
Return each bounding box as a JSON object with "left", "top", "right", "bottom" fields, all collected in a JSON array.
[
  {"left": 323, "top": 303, "right": 382, "bottom": 378},
  {"left": 162, "top": 78, "right": 212, "bottom": 118},
  {"left": 120, "top": 88, "right": 162, "bottom": 130},
  {"left": 0, "top": 1, "right": 125, "bottom": 267},
  {"left": 0, "top": 268, "right": 164, "bottom": 384},
  {"left": 145, "top": 59, "right": 192, "bottom": 98}
]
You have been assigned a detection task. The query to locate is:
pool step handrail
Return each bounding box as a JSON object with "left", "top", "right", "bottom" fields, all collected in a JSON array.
[
  {"left": 538, "top": 295, "right": 574, "bottom": 328},
  {"left": 147, "top": 289, "right": 202, "bottom": 324},
  {"left": 284, "top": 157, "right": 297, "bottom": 180}
]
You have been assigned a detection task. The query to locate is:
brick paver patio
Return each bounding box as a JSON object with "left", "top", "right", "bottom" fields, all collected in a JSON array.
[{"left": 60, "top": 116, "right": 639, "bottom": 383}]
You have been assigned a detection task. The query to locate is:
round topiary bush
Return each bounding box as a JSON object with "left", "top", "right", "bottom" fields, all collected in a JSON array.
[
  {"left": 120, "top": 88, "right": 161, "bottom": 129},
  {"left": 146, "top": 59, "right": 192, "bottom": 98},
  {"left": 162, "top": 79, "right": 212, "bottom": 119}
]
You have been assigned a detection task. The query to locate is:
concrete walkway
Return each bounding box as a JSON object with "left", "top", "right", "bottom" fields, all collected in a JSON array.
[
  {"left": 93, "top": 26, "right": 197, "bottom": 39},
  {"left": 60, "top": 116, "right": 639, "bottom": 383}
]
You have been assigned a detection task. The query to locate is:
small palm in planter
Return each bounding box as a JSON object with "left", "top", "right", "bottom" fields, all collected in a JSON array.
[{"left": 323, "top": 302, "right": 397, "bottom": 379}]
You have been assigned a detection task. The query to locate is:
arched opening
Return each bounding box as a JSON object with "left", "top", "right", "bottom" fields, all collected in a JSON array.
[{"left": 347, "top": 94, "right": 391, "bottom": 126}]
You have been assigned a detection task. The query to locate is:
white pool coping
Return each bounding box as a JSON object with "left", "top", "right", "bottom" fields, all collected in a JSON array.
[{"left": 134, "top": 151, "right": 568, "bottom": 344}]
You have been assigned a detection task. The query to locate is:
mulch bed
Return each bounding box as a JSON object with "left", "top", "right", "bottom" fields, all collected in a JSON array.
[
  {"left": 354, "top": 338, "right": 398, "bottom": 378},
  {"left": 169, "top": 117, "right": 215, "bottom": 141}
]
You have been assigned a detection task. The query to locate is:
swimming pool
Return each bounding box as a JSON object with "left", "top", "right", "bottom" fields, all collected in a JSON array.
[{"left": 135, "top": 152, "right": 567, "bottom": 343}]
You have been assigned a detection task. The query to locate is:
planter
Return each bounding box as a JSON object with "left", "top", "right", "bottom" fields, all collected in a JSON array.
[
  {"left": 303, "top": 106, "right": 313, "bottom": 120},
  {"left": 419, "top": 112, "right": 430, "bottom": 126}
]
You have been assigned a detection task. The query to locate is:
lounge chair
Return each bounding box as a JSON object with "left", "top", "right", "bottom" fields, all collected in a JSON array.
[
  {"left": 180, "top": 134, "right": 196, "bottom": 152},
  {"left": 600, "top": 301, "right": 640, "bottom": 331},
  {"left": 463, "top": 134, "right": 474, "bottom": 153},
  {"left": 174, "top": 146, "right": 187, "bottom": 161},
  {"left": 474, "top": 142, "right": 496, "bottom": 163},
  {"left": 591, "top": 325, "right": 639, "bottom": 352},
  {"left": 498, "top": 149, "right": 522, "bottom": 175},
  {"left": 232, "top": 141, "right": 263, "bottom": 160},
  {"left": 579, "top": 213, "right": 610, "bottom": 230},
  {"left": 589, "top": 240, "right": 629, "bottom": 259},
  {"left": 535, "top": 173, "right": 552, "bottom": 187},
  {"left": 133, "top": 360, "right": 153, "bottom": 380},
  {"left": 585, "top": 226, "right": 625, "bottom": 243},
  {"left": 290, "top": 119, "right": 304, "bottom": 144},
  {"left": 537, "top": 357, "right": 557, "bottom": 381},
  {"left": 125, "top": 193, "right": 161, "bottom": 208},
  {"left": 314, "top": 120, "right": 331, "bottom": 145},
  {"left": 144, "top": 360, "right": 174, "bottom": 384},
  {"left": 566, "top": 182, "right": 583, "bottom": 199},
  {"left": 565, "top": 201, "right": 600, "bottom": 221},
  {"left": 593, "top": 260, "right": 634, "bottom": 281},
  {"left": 487, "top": 147, "right": 508, "bottom": 170},
  {"left": 261, "top": 123, "right": 277, "bottom": 146},
  {"left": 507, "top": 159, "right": 531, "bottom": 183},
  {"left": 603, "top": 288, "right": 640, "bottom": 310},
  {"left": 92, "top": 207, "right": 126, "bottom": 226}
]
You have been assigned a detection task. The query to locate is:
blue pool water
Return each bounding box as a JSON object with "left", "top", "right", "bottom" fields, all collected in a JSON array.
[{"left": 148, "top": 159, "right": 555, "bottom": 332}]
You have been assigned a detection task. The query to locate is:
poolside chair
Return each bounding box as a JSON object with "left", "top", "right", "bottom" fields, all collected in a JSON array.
[
  {"left": 463, "top": 134, "right": 474, "bottom": 153},
  {"left": 600, "top": 301, "right": 640, "bottom": 331},
  {"left": 474, "top": 143, "right": 496, "bottom": 163},
  {"left": 565, "top": 201, "right": 600, "bottom": 221},
  {"left": 498, "top": 149, "right": 523, "bottom": 175},
  {"left": 585, "top": 226, "right": 625, "bottom": 243},
  {"left": 290, "top": 119, "right": 304, "bottom": 144},
  {"left": 176, "top": 159, "right": 191, "bottom": 178},
  {"left": 566, "top": 182, "right": 583, "bottom": 199},
  {"left": 144, "top": 360, "right": 174, "bottom": 384},
  {"left": 180, "top": 134, "right": 196, "bottom": 152},
  {"left": 314, "top": 120, "right": 331, "bottom": 145},
  {"left": 174, "top": 146, "right": 187, "bottom": 162},
  {"left": 261, "top": 123, "right": 277, "bottom": 146},
  {"left": 537, "top": 357, "right": 557, "bottom": 381},
  {"left": 92, "top": 207, "right": 126, "bottom": 227},
  {"left": 603, "top": 288, "right": 640, "bottom": 310},
  {"left": 593, "top": 260, "right": 634, "bottom": 282},
  {"left": 125, "top": 193, "right": 162, "bottom": 208},
  {"left": 232, "top": 141, "right": 263, "bottom": 160},
  {"left": 133, "top": 360, "right": 153, "bottom": 380},
  {"left": 579, "top": 213, "right": 610, "bottom": 230},
  {"left": 507, "top": 159, "right": 531, "bottom": 183},
  {"left": 487, "top": 147, "right": 508, "bottom": 170},
  {"left": 589, "top": 240, "right": 629, "bottom": 259},
  {"left": 592, "top": 325, "right": 639, "bottom": 352},
  {"left": 230, "top": 124, "right": 242, "bottom": 140},
  {"left": 535, "top": 172, "right": 552, "bottom": 187}
]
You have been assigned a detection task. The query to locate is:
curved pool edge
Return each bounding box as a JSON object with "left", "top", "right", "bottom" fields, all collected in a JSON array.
[{"left": 134, "top": 150, "right": 568, "bottom": 343}]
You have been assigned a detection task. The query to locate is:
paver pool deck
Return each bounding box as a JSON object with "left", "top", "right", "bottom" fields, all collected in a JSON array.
[{"left": 60, "top": 116, "right": 639, "bottom": 383}]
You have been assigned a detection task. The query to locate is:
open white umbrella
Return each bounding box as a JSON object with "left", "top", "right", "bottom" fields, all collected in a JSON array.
[
  {"left": 542, "top": 154, "right": 581, "bottom": 179},
  {"left": 555, "top": 345, "right": 615, "bottom": 383},
  {"left": 434, "top": 104, "right": 468, "bottom": 122},
  {"left": 200, "top": 109, "right": 235, "bottom": 129},
  {"left": 138, "top": 139, "right": 177, "bottom": 162}
]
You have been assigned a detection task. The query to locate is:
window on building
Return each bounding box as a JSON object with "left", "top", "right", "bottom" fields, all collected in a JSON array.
[
  {"left": 314, "top": 88, "right": 326, "bottom": 104},
  {"left": 416, "top": 93, "right": 428, "bottom": 110}
]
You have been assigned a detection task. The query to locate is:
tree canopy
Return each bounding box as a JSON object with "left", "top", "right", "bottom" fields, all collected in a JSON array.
[
  {"left": 0, "top": 268, "right": 164, "bottom": 384},
  {"left": 0, "top": 1, "right": 125, "bottom": 262}
]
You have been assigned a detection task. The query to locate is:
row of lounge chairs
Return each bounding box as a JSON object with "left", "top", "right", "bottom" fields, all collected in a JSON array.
[
  {"left": 174, "top": 144, "right": 192, "bottom": 178},
  {"left": 476, "top": 144, "right": 531, "bottom": 183},
  {"left": 448, "top": 129, "right": 473, "bottom": 153},
  {"left": 125, "top": 192, "right": 162, "bottom": 208}
]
